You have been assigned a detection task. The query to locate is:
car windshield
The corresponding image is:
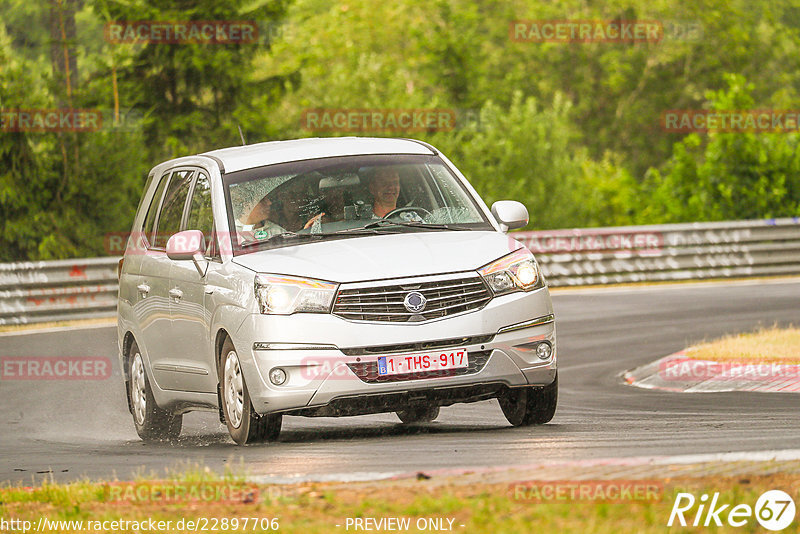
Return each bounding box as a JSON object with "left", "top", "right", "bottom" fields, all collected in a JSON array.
[{"left": 224, "top": 154, "right": 492, "bottom": 253}]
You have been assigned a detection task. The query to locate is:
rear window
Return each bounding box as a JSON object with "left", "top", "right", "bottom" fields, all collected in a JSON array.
[
  {"left": 142, "top": 172, "right": 169, "bottom": 246},
  {"left": 186, "top": 171, "right": 216, "bottom": 257},
  {"left": 153, "top": 170, "right": 194, "bottom": 248}
]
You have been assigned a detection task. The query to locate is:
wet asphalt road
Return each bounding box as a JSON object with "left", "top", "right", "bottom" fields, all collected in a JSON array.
[{"left": 1, "top": 280, "right": 798, "bottom": 485}]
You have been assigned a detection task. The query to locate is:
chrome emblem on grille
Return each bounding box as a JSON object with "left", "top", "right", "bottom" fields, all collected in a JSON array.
[{"left": 403, "top": 291, "right": 427, "bottom": 313}]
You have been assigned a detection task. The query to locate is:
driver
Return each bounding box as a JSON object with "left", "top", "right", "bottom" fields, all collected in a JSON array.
[{"left": 366, "top": 167, "right": 423, "bottom": 221}]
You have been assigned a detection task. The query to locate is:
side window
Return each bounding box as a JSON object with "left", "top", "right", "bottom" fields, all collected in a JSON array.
[
  {"left": 153, "top": 170, "right": 194, "bottom": 249},
  {"left": 142, "top": 172, "right": 170, "bottom": 246},
  {"left": 186, "top": 171, "right": 217, "bottom": 257}
]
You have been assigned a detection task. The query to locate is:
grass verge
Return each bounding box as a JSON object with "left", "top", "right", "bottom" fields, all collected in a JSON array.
[
  {"left": 1, "top": 471, "right": 798, "bottom": 533},
  {"left": 685, "top": 325, "right": 800, "bottom": 364}
]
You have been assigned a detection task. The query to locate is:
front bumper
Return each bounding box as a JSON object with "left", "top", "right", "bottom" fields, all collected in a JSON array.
[{"left": 232, "top": 288, "right": 557, "bottom": 415}]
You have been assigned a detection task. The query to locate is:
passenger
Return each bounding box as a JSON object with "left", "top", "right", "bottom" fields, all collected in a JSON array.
[{"left": 235, "top": 192, "right": 285, "bottom": 241}]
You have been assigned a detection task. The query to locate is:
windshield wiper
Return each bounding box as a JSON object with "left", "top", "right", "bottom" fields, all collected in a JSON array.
[
  {"left": 332, "top": 227, "right": 396, "bottom": 235},
  {"left": 358, "top": 219, "right": 472, "bottom": 231},
  {"left": 241, "top": 221, "right": 471, "bottom": 246},
  {"left": 241, "top": 229, "right": 386, "bottom": 247},
  {"left": 240, "top": 231, "right": 328, "bottom": 247}
]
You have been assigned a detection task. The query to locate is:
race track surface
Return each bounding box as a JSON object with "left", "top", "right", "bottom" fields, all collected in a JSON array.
[{"left": 1, "top": 280, "right": 798, "bottom": 485}]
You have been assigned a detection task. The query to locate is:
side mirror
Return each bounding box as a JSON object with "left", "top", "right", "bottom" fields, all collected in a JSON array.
[
  {"left": 491, "top": 201, "right": 529, "bottom": 232},
  {"left": 166, "top": 230, "right": 208, "bottom": 276}
]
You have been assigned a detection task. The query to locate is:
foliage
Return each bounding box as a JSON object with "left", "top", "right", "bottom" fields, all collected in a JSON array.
[
  {"left": 0, "top": 10, "right": 148, "bottom": 261},
  {"left": 641, "top": 75, "right": 800, "bottom": 223},
  {"left": 2, "top": 0, "right": 800, "bottom": 259},
  {"left": 428, "top": 92, "right": 636, "bottom": 229}
]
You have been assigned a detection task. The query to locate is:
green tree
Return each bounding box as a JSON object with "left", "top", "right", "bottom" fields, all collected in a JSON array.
[
  {"left": 0, "top": 19, "right": 148, "bottom": 261},
  {"left": 429, "top": 92, "right": 636, "bottom": 229},
  {"left": 642, "top": 74, "right": 800, "bottom": 223},
  {"left": 92, "top": 0, "right": 291, "bottom": 159}
]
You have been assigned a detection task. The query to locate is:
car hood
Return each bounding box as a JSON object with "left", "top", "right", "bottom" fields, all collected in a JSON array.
[{"left": 231, "top": 231, "right": 524, "bottom": 283}]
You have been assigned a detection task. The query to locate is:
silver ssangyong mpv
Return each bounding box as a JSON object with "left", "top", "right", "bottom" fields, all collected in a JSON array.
[{"left": 117, "top": 137, "right": 557, "bottom": 445}]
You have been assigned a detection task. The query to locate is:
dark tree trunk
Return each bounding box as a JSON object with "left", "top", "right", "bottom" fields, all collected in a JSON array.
[{"left": 48, "top": 0, "right": 79, "bottom": 102}]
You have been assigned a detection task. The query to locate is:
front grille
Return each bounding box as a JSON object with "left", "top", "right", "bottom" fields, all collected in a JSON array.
[
  {"left": 340, "top": 335, "right": 494, "bottom": 356},
  {"left": 346, "top": 350, "right": 491, "bottom": 383},
  {"left": 332, "top": 275, "right": 492, "bottom": 323}
]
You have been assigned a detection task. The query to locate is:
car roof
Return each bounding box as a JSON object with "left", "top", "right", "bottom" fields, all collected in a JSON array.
[{"left": 202, "top": 137, "right": 436, "bottom": 174}]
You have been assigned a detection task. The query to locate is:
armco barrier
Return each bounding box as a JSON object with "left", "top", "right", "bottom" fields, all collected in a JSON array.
[
  {"left": 0, "top": 218, "right": 798, "bottom": 324},
  {"left": 0, "top": 257, "right": 119, "bottom": 325},
  {"left": 515, "top": 217, "right": 800, "bottom": 286}
]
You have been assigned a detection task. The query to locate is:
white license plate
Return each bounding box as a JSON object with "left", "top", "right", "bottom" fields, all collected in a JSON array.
[{"left": 377, "top": 348, "right": 469, "bottom": 376}]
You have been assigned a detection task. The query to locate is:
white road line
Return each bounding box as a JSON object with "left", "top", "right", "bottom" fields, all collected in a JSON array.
[
  {"left": 248, "top": 471, "right": 404, "bottom": 484},
  {"left": 649, "top": 449, "right": 800, "bottom": 465},
  {"left": 245, "top": 450, "right": 800, "bottom": 484},
  {"left": 520, "top": 449, "right": 800, "bottom": 467},
  {"left": 550, "top": 276, "right": 800, "bottom": 295},
  {"left": 0, "top": 321, "right": 116, "bottom": 337}
]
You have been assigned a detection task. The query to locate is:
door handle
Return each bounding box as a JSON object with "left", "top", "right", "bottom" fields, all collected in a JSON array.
[
  {"left": 137, "top": 283, "right": 150, "bottom": 296},
  {"left": 169, "top": 288, "right": 183, "bottom": 300}
]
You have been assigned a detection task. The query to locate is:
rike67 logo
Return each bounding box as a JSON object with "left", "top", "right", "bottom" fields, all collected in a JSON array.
[{"left": 669, "top": 490, "right": 796, "bottom": 531}]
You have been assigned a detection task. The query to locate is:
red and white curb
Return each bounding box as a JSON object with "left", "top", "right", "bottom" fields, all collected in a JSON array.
[{"left": 623, "top": 351, "right": 800, "bottom": 393}]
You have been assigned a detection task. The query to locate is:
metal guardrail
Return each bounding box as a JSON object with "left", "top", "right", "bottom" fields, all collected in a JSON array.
[
  {"left": 0, "top": 257, "right": 120, "bottom": 325},
  {"left": 1, "top": 217, "right": 798, "bottom": 325},
  {"left": 515, "top": 217, "right": 800, "bottom": 286}
]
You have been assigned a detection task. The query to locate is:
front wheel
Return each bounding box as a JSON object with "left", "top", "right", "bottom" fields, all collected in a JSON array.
[
  {"left": 128, "top": 343, "right": 182, "bottom": 441},
  {"left": 498, "top": 374, "right": 558, "bottom": 426},
  {"left": 220, "top": 338, "right": 282, "bottom": 445},
  {"left": 396, "top": 404, "right": 440, "bottom": 424}
]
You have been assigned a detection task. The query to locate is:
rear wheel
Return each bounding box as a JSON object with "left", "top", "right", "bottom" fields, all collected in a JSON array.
[
  {"left": 498, "top": 374, "right": 558, "bottom": 426},
  {"left": 128, "top": 343, "right": 182, "bottom": 441},
  {"left": 396, "top": 404, "right": 440, "bottom": 424},
  {"left": 220, "top": 338, "right": 282, "bottom": 445}
]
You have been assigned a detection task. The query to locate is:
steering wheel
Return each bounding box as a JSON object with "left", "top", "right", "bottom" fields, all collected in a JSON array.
[{"left": 384, "top": 206, "right": 431, "bottom": 219}]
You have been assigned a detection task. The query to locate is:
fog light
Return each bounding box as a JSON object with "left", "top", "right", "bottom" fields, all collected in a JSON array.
[
  {"left": 536, "top": 342, "right": 552, "bottom": 360},
  {"left": 269, "top": 367, "right": 287, "bottom": 385}
]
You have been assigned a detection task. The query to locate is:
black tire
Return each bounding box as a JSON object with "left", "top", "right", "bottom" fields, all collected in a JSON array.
[
  {"left": 219, "top": 337, "right": 282, "bottom": 445},
  {"left": 498, "top": 373, "right": 558, "bottom": 427},
  {"left": 396, "top": 404, "right": 440, "bottom": 424},
  {"left": 127, "top": 342, "right": 182, "bottom": 442}
]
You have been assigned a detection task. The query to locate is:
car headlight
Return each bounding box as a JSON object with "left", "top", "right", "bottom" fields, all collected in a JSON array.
[
  {"left": 254, "top": 274, "right": 338, "bottom": 315},
  {"left": 477, "top": 248, "right": 544, "bottom": 295}
]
